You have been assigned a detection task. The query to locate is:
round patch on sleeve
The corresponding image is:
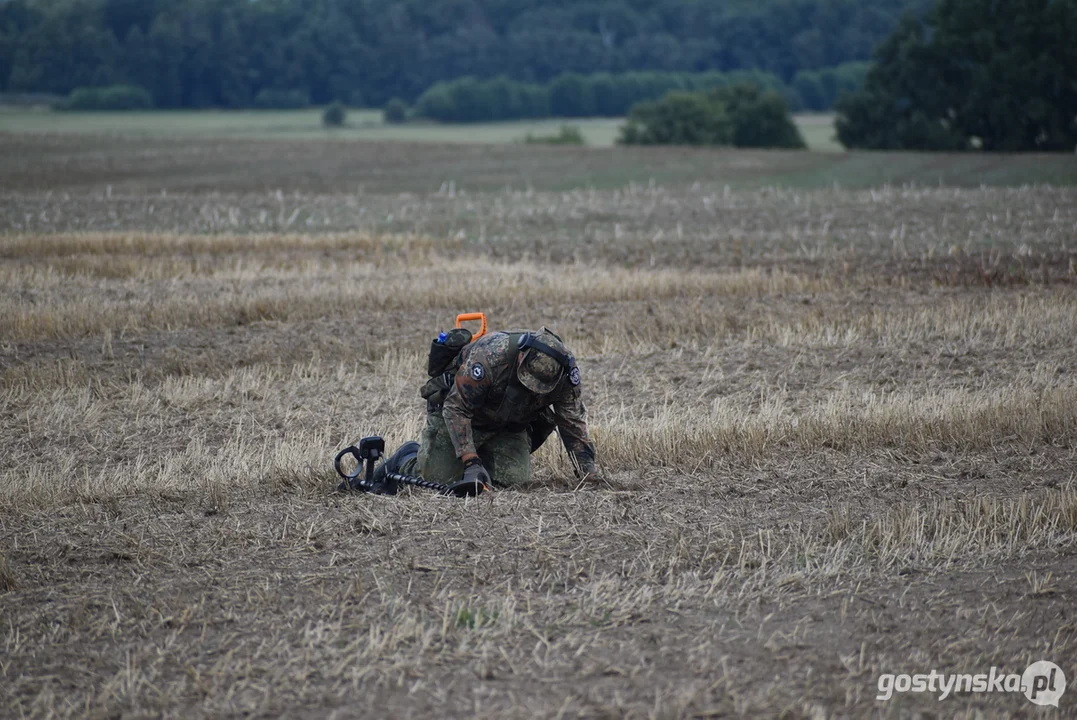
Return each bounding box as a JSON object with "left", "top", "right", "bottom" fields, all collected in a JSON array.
[
  {"left": 569, "top": 367, "right": 581, "bottom": 386},
  {"left": 470, "top": 363, "right": 486, "bottom": 381}
]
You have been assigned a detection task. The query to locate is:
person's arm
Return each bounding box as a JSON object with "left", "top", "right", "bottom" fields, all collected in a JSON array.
[
  {"left": 551, "top": 382, "right": 597, "bottom": 476},
  {"left": 441, "top": 355, "right": 493, "bottom": 463}
]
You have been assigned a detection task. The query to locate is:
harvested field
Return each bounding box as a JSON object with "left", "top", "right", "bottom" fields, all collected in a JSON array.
[{"left": 2, "top": 135, "right": 1076, "bottom": 718}]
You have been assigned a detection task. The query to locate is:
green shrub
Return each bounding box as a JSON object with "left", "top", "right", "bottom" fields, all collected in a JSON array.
[
  {"left": 709, "top": 84, "right": 806, "bottom": 149},
  {"left": 55, "top": 85, "right": 153, "bottom": 111},
  {"left": 322, "top": 101, "right": 347, "bottom": 127},
  {"left": 618, "top": 91, "right": 731, "bottom": 146},
  {"left": 446, "top": 77, "right": 498, "bottom": 122},
  {"left": 383, "top": 97, "right": 408, "bottom": 124},
  {"left": 619, "top": 84, "right": 805, "bottom": 149},
  {"left": 253, "top": 88, "right": 310, "bottom": 110},
  {"left": 414, "top": 76, "right": 549, "bottom": 123},
  {"left": 523, "top": 125, "right": 586, "bottom": 145}
]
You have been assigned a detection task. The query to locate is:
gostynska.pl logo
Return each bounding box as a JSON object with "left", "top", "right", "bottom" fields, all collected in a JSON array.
[{"left": 877, "top": 661, "right": 1065, "bottom": 707}]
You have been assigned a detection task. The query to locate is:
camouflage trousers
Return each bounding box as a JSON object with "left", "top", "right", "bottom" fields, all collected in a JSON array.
[{"left": 399, "top": 412, "right": 531, "bottom": 488}]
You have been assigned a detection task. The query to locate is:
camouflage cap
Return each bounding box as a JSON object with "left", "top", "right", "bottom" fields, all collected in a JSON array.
[{"left": 516, "top": 328, "right": 569, "bottom": 394}]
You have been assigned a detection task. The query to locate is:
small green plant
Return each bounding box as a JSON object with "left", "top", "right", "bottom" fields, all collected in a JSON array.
[
  {"left": 322, "top": 101, "right": 347, "bottom": 128},
  {"left": 456, "top": 607, "right": 498, "bottom": 629},
  {"left": 523, "top": 124, "right": 586, "bottom": 146},
  {"left": 383, "top": 97, "right": 408, "bottom": 124}
]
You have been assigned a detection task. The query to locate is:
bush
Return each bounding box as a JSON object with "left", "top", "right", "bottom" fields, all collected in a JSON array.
[
  {"left": 413, "top": 84, "right": 456, "bottom": 121},
  {"left": 55, "top": 85, "right": 153, "bottom": 111},
  {"left": 523, "top": 125, "right": 586, "bottom": 145},
  {"left": 322, "top": 101, "right": 347, "bottom": 127},
  {"left": 253, "top": 88, "right": 310, "bottom": 110},
  {"left": 383, "top": 97, "right": 408, "bottom": 124},
  {"left": 619, "top": 91, "right": 731, "bottom": 146},
  {"left": 619, "top": 84, "right": 805, "bottom": 149},
  {"left": 709, "top": 84, "right": 806, "bottom": 149},
  {"left": 414, "top": 76, "right": 549, "bottom": 123},
  {"left": 487, "top": 75, "right": 539, "bottom": 120},
  {"left": 413, "top": 77, "right": 486, "bottom": 122},
  {"left": 446, "top": 77, "right": 498, "bottom": 122}
]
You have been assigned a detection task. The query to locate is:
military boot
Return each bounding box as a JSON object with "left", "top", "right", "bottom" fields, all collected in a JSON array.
[{"left": 372, "top": 441, "right": 420, "bottom": 493}]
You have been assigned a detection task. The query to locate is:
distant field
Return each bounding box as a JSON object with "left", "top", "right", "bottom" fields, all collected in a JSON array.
[
  {"left": 0, "top": 107, "right": 840, "bottom": 151},
  {"left": 794, "top": 112, "right": 843, "bottom": 152},
  {"left": 3, "top": 133, "right": 1076, "bottom": 197}
]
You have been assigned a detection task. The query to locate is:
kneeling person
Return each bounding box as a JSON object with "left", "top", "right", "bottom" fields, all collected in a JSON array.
[{"left": 384, "top": 328, "right": 597, "bottom": 490}]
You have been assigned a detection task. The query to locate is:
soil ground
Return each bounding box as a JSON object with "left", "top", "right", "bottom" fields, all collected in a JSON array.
[{"left": 2, "top": 133, "right": 1076, "bottom": 718}]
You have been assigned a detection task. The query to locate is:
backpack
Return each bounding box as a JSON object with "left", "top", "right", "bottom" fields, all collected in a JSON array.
[{"left": 420, "top": 327, "right": 476, "bottom": 409}]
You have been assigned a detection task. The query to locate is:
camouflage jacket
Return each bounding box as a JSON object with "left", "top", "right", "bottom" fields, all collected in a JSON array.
[{"left": 440, "top": 331, "right": 596, "bottom": 468}]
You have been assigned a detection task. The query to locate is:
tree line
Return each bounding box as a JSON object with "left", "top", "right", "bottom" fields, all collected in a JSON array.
[
  {"left": 410, "top": 65, "right": 866, "bottom": 123},
  {"left": 0, "top": 0, "right": 931, "bottom": 109}
]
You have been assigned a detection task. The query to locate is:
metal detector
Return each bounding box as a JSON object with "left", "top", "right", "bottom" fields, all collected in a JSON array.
[{"left": 334, "top": 436, "right": 486, "bottom": 498}]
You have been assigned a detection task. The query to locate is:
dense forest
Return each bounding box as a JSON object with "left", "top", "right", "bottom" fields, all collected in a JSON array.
[{"left": 0, "top": 0, "right": 934, "bottom": 110}]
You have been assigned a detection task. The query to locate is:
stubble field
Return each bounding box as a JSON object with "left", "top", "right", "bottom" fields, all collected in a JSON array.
[{"left": 2, "top": 133, "right": 1077, "bottom": 718}]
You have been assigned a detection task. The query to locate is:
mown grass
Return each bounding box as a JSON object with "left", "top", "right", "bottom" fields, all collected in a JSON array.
[{"left": 2, "top": 144, "right": 1076, "bottom": 717}]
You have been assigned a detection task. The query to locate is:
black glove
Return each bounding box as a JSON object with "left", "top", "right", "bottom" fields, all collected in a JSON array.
[
  {"left": 462, "top": 456, "right": 491, "bottom": 487},
  {"left": 444, "top": 456, "right": 491, "bottom": 496}
]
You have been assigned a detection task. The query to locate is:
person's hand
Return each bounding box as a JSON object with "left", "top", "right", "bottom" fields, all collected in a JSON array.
[
  {"left": 461, "top": 455, "right": 491, "bottom": 488},
  {"left": 444, "top": 454, "right": 491, "bottom": 497}
]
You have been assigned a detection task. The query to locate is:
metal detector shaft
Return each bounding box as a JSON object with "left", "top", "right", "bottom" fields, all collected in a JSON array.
[
  {"left": 384, "top": 471, "right": 450, "bottom": 494},
  {"left": 383, "top": 471, "right": 486, "bottom": 498}
]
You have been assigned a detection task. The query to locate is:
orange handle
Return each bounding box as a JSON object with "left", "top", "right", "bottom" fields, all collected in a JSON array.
[{"left": 455, "top": 312, "right": 487, "bottom": 339}]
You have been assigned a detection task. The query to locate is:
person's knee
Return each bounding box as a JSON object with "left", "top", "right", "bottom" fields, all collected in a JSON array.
[
  {"left": 490, "top": 459, "right": 529, "bottom": 487},
  {"left": 417, "top": 445, "right": 462, "bottom": 484},
  {"left": 483, "top": 433, "right": 531, "bottom": 488},
  {"left": 416, "top": 420, "right": 463, "bottom": 484}
]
